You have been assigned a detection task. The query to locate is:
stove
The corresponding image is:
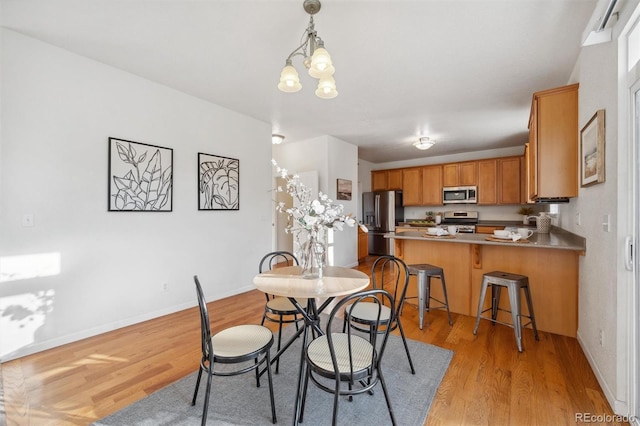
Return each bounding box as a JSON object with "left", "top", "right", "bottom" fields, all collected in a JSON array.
[{"left": 441, "top": 211, "right": 478, "bottom": 233}]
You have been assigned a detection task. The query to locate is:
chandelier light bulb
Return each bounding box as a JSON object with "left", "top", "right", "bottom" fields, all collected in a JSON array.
[
  {"left": 315, "top": 76, "right": 338, "bottom": 99},
  {"left": 309, "top": 47, "right": 334, "bottom": 78},
  {"left": 278, "top": 64, "right": 302, "bottom": 93}
]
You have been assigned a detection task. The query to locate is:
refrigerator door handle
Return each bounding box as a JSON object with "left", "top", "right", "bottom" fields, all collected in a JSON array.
[{"left": 375, "top": 194, "right": 380, "bottom": 228}]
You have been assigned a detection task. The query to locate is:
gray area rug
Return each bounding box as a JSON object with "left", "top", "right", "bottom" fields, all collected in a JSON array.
[{"left": 94, "top": 323, "right": 453, "bottom": 426}]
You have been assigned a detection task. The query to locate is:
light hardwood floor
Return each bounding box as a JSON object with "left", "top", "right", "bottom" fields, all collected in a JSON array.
[{"left": 1, "top": 257, "right": 623, "bottom": 425}]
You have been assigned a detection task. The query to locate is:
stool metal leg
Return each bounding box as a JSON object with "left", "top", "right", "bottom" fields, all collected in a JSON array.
[
  {"left": 473, "top": 277, "right": 489, "bottom": 335},
  {"left": 507, "top": 284, "right": 523, "bottom": 352},
  {"left": 417, "top": 271, "right": 426, "bottom": 330},
  {"left": 439, "top": 273, "right": 453, "bottom": 326},
  {"left": 523, "top": 284, "right": 540, "bottom": 341},
  {"left": 491, "top": 284, "right": 501, "bottom": 324}
]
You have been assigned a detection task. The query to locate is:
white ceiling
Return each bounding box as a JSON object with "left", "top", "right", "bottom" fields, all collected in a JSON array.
[{"left": 1, "top": 0, "right": 600, "bottom": 163}]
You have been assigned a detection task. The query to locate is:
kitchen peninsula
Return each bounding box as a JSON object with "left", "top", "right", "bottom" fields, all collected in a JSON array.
[{"left": 387, "top": 229, "right": 585, "bottom": 337}]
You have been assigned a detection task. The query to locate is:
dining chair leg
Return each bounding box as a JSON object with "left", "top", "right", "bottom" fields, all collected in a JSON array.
[
  {"left": 191, "top": 366, "right": 203, "bottom": 406},
  {"left": 378, "top": 367, "right": 398, "bottom": 426},
  {"left": 265, "top": 352, "right": 277, "bottom": 424},
  {"left": 276, "top": 317, "right": 284, "bottom": 373},
  {"left": 332, "top": 378, "right": 341, "bottom": 426},
  {"left": 201, "top": 369, "right": 213, "bottom": 426},
  {"left": 396, "top": 318, "right": 416, "bottom": 374}
]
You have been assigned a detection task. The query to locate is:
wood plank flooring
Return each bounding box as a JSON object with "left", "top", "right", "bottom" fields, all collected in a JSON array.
[{"left": 1, "top": 257, "right": 622, "bottom": 425}]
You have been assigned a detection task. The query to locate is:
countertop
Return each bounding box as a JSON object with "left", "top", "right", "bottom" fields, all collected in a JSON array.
[{"left": 386, "top": 228, "right": 585, "bottom": 252}]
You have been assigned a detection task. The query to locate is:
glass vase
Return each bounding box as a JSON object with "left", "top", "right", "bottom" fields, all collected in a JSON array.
[{"left": 300, "top": 233, "right": 327, "bottom": 279}]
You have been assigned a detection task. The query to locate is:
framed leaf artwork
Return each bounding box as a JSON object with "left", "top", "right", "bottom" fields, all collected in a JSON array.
[
  {"left": 198, "top": 153, "right": 239, "bottom": 210},
  {"left": 108, "top": 137, "right": 173, "bottom": 212}
]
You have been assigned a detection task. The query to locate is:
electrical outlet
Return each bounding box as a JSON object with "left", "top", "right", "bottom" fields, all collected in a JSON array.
[
  {"left": 22, "top": 213, "right": 34, "bottom": 227},
  {"left": 163, "top": 283, "right": 169, "bottom": 292},
  {"left": 575, "top": 212, "right": 581, "bottom": 226},
  {"left": 599, "top": 329, "right": 604, "bottom": 347}
]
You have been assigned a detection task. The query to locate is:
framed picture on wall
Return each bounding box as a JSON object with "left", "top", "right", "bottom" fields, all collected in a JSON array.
[
  {"left": 337, "top": 178, "right": 352, "bottom": 200},
  {"left": 198, "top": 153, "right": 240, "bottom": 210},
  {"left": 108, "top": 137, "right": 173, "bottom": 211},
  {"left": 580, "top": 109, "right": 605, "bottom": 187}
]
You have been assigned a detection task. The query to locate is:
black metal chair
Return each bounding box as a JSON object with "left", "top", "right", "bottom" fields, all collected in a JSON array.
[
  {"left": 259, "top": 250, "right": 307, "bottom": 373},
  {"left": 191, "top": 276, "right": 276, "bottom": 425},
  {"left": 343, "top": 255, "right": 415, "bottom": 374},
  {"left": 300, "top": 289, "right": 397, "bottom": 426}
]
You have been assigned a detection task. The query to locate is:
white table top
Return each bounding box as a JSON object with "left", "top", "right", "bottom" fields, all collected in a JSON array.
[{"left": 253, "top": 265, "right": 370, "bottom": 298}]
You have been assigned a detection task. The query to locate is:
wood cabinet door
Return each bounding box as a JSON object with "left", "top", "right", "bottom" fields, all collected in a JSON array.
[
  {"left": 372, "top": 171, "right": 387, "bottom": 191},
  {"left": 477, "top": 159, "right": 497, "bottom": 204},
  {"left": 387, "top": 169, "right": 403, "bottom": 190},
  {"left": 459, "top": 161, "right": 478, "bottom": 186},
  {"left": 442, "top": 163, "right": 459, "bottom": 187},
  {"left": 402, "top": 168, "right": 422, "bottom": 205},
  {"left": 498, "top": 157, "right": 521, "bottom": 204},
  {"left": 536, "top": 85, "right": 578, "bottom": 198},
  {"left": 421, "top": 165, "right": 443, "bottom": 205}
]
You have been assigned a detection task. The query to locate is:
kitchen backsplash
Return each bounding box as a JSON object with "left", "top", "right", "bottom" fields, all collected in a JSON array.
[{"left": 403, "top": 205, "right": 547, "bottom": 222}]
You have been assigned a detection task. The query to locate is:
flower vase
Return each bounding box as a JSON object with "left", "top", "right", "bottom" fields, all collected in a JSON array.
[{"left": 301, "top": 235, "right": 327, "bottom": 279}]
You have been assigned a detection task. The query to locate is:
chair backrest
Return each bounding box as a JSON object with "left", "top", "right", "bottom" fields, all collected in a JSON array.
[
  {"left": 259, "top": 251, "right": 299, "bottom": 301},
  {"left": 259, "top": 250, "right": 299, "bottom": 273},
  {"left": 371, "top": 255, "right": 411, "bottom": 313},
  {"left": 325, "top": 289, "right": 394, "bottom": 380},
  {"left": 194, "top": 276, "right": 214, "bottom": 364}
]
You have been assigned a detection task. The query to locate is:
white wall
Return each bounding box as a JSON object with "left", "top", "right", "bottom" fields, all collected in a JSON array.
[
  {"left": 0, "top": 30, "right": 273, "bottom": 361},
  {"left": 273, "top": 135, "right": 359, "bottom": 268},
  {"left": 564, "top": 37, "right": 619, "bottom": 405}
]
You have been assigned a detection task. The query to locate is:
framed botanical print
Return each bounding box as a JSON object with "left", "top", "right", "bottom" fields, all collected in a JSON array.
[
  {"left": 198, "top": 153, "right": 239, "bottom": 210},
  {"left": 108, "top": 137, "right": 173, "bottom": 211}
]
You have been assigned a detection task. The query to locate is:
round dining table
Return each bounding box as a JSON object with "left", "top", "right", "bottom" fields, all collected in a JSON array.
[{"left": 253, "top": 265, "right": 370, "bottom": 425}]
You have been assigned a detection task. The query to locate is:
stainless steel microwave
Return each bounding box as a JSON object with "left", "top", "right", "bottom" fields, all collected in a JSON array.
[{"left": 442, "top": 186, "right": 477, "bottom": 204}]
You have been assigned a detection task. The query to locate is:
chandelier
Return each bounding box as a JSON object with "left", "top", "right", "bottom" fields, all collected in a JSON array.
[
  {"left": 277, "top": 0, "right": 337, "bottom": 99},
  {"left": 414, "top": 137, "right": 435, "bottom": 150}
]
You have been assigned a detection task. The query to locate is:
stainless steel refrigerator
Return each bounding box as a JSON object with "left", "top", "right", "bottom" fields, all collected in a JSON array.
[{"left": 362, "top": 191, "right": 404, "bottom": 255}]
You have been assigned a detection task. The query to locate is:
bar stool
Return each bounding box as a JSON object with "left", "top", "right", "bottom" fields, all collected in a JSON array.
[
  {"left": 404, "top": 264, "right": 453, "bottom": 329},
  {"left": 472, "top": 271, "right": 540, "bottom": 352}
]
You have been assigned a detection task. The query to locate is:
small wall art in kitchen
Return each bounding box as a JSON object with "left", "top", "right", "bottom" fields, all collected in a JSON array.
[
  {"left": 108, "top": 137, "right": 173, "bottom": 212},
  {"left": 337, "top": 178, "right": 352, "bottom": 200},
  {"left": 198, "top": 153, "right": 239, "bottom": 210},
  {"left": 580, "top": 109, "right": 605, "bottom": 187}
]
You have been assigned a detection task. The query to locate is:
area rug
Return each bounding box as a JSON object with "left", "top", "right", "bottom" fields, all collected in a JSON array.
[{"left": 94, "top": 324, "right": 453, "bottom": 426}]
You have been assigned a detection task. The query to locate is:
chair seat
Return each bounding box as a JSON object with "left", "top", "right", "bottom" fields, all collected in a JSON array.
[
  {"left": 307, "top": 333, "right": 373, "bottom": 374},
  {"left": 345, "top": 302, "right": 391, "bottom": 324},
  {"left": 212, "top": 324, "right": 273, "bottom": 358},
  {"left": 266, "top": 296, "right": 308, "bottom": 313}
]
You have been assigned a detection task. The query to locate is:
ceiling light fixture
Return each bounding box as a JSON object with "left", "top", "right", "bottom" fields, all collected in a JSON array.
[
  {"left": 413, "top": 137, "right": 435, "bottom": 150},
  {"left": 277, "top": 0, "right": 337, "bottom": 99},
  {"left": 272, "top": 134, "right": 285, "bottom": 145}
]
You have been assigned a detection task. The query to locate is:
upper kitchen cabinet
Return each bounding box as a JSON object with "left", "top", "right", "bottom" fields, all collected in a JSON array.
[
  {"left": 403, "top": 165, "right": 443, "bottom": 206},
  {"left": 443, "top": 161, "right": 477, "bottom": 187},
  {"left": 421, "top": 165, "right": 443, "bottom": 205},
  {"left": 402, "top": 167, "right": 422, "bottom": 205},
  {"left": 372, "top": 169, "right": 403, "bottom": 191},
  {"left": 528, "top": 83, "right": 579, "bottom": 200},
  {"left": 477, "top": 156, "right": 522, "bottom": 205}
]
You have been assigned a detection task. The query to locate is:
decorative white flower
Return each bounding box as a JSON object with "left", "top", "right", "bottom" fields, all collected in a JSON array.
[{"left": 272, "top": 160, "right": 356, "bottom": 239}]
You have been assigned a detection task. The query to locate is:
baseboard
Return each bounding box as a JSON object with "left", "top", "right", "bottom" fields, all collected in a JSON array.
[{"left": 577, "top": 330, "right": 629, "bottom": 417}]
